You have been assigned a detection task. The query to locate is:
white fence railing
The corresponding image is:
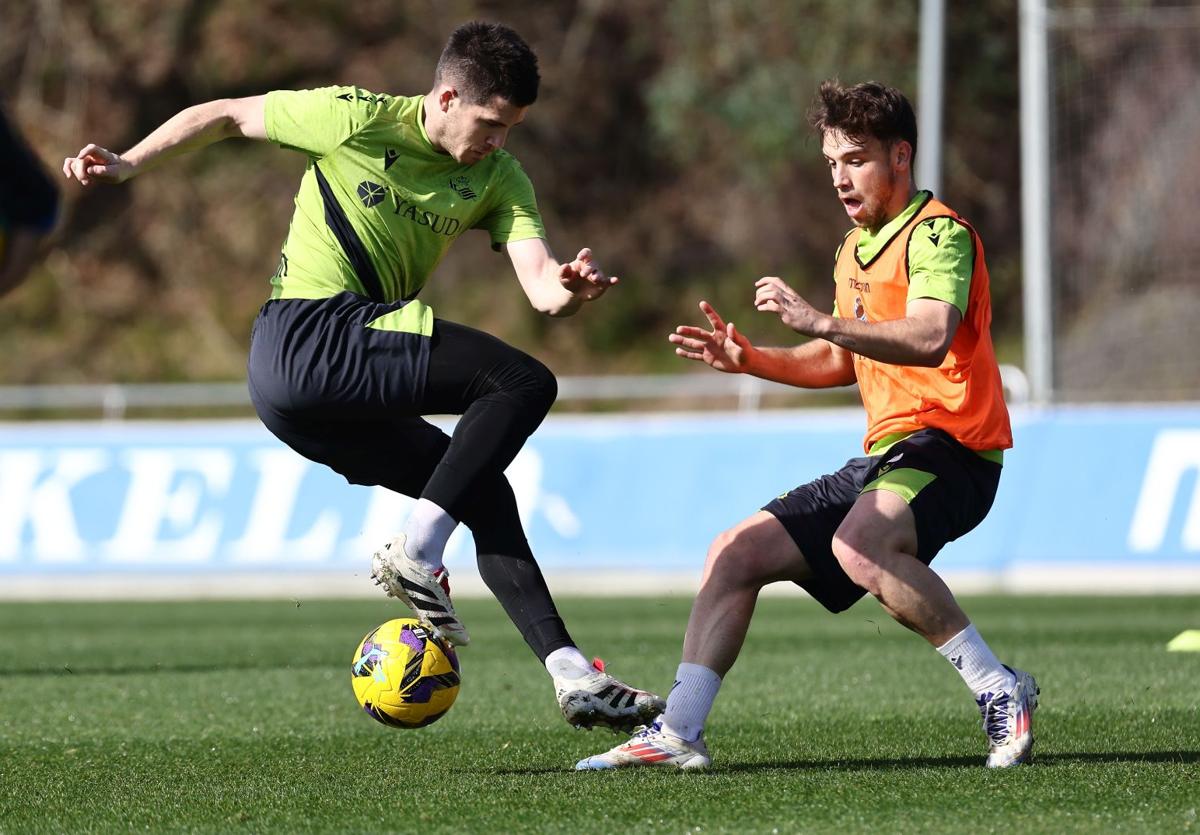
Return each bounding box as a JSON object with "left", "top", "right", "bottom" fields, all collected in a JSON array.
[{"left": 0, "top": 365, "right": 1029, "bottom": 419}]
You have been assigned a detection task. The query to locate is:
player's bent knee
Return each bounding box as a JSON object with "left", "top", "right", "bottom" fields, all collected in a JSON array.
[
  {"left": 830, "top": 536, "right": 885, "bottom": 596},
  {"left": 702, "top": 528, "right": 774, "bottom": 590},
  {"left": 524, "top": 358, "right": 558, "bottom": 413},
  {"left": 497, "top": 354, "right": 557, "bottom": 420}
]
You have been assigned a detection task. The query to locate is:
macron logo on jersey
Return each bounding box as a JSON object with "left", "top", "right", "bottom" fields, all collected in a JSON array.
[
  {"left": 922, "top": 218, "right": 942, "bottom": 247},
  {"left": 383, "top": 148, "right": 399, "bottom": 171}
]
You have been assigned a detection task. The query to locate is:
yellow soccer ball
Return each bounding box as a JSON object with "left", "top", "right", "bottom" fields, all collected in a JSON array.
[{"left": 350, "top": 618, "right": 461, "bottom": 729}]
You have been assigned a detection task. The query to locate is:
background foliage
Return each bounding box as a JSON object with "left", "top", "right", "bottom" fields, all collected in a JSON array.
[{"left": 1, "top": 0, "right": 1022, "bottom": 383}]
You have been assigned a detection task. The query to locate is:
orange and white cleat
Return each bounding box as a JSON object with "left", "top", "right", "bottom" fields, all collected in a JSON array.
[
  {"left": 575, "top": 719, "right": 711, "bottom": 770},
  {"left": 979, "top": 666, "right": 1039, "bottom": 767}
]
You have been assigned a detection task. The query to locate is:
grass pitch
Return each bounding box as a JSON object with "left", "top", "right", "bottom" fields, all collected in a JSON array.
[{"left": 0, "top": 594, "right": 1197, "bottom": 833}]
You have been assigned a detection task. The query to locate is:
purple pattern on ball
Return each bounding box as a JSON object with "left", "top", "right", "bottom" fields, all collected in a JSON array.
[
  {"left": 399, "top": 625, "right": 426, "bottom": 656},
  {"left": 406, "top": 679, "right": 434, "bottom": 703}
]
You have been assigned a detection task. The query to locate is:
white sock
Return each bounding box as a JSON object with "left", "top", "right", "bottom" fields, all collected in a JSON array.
[
  {"left": 659, "top": 662, "right": 722, "bottom": 743},
  {"left": 937, "top": 623, "right": 1017, "bottom": 698},
  {"left": 399, "top": 499, "right": 456, "bottom": 571},
  {"left": 544, "top": 646, "right": 592, "bottom": 680}
]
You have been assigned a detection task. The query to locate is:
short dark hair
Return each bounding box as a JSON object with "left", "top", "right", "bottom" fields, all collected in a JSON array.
[
  {"left": 435, "top": 21, "right": 540, "bottom": 107},
  {"left": 807, "top": 80, "right": 918, "bottom": 158}
]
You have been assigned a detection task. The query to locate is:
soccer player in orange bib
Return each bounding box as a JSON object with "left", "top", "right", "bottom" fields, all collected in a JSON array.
[{"left": 579, "top": 80, "right": 1037, "bottom": 771}]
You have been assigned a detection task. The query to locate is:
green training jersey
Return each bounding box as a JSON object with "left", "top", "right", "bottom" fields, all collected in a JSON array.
[
  {"left": 830, "top": 191, "right": 973, "bottom": 318},
  {"left": 854, "top": 190, "right": 973, "bottom": 314},
  {"left": 264, "top": 86, "right": 546, "bottom": 329}
]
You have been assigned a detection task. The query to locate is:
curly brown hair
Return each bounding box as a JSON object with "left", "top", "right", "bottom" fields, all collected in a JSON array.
[{"left": 807, "top": 80, "right": 918, "bottom": 157}]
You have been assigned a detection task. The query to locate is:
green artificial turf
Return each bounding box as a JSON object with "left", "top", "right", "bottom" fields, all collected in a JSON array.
[{"left": 0, "top": 595, "right": 1197, "bottom": 833}]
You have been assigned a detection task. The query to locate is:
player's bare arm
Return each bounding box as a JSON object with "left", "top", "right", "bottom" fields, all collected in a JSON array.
[
  {"left": 504, "top": 238, "right": 618, "bottom": 317},
  {"left": 670, "top": 300, "right": 855, "bottom": 387},
  {"left": 62, "top": 96, "right": 267, "bottom": 187},
  {"left": 754, "top": 275, "right": 960, "bottom": 367}
]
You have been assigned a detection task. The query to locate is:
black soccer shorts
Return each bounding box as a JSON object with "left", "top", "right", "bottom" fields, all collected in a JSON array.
[
  {"left": 246, "top": 291, "right": 556, "bottom": 505},
  {"left": 762, "top": 427, "right": 1002, "bottom": 613}
]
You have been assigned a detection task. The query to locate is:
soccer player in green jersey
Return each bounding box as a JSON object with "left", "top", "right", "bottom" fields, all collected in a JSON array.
[{"left": 62, "top": 21, "right": 663, "bottom": 733}]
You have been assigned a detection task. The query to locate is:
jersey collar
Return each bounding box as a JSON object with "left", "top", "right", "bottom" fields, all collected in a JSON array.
[
  {"left": 415, "top": 95, "right": 441, "bottom": 155},
  {"left": 855, "top": 190, "right": 933, "bottom": 266}
]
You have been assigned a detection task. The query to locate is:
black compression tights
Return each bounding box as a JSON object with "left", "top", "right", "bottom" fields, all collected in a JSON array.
[{"left": 419, "top": 321, "right": 574, "bottom": 662}]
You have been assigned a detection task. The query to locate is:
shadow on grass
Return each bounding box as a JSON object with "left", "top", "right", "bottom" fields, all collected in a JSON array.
[
  {"left": 711, "top": 750, "right": 1200, "bottom": 771},
  {"left": 483, "top": 750, "right": 1200, "bottom": 776},
  {"left": 1036, "top": 751, "right": 1200, "bottom": 765}
]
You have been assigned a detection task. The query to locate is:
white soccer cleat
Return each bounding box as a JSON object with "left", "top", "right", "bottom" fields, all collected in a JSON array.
[
  {"left": 370, "top": 534, "right": 470, "bottom": 646},
  {"left": 978, "top": 665, "right": 1039, "bottom": 767},
  {"left": 554, "top": 658, "right": 665, "bottom": 733},
  {"left": 575, "top": 719, "right": 711, "bottom": 770}
]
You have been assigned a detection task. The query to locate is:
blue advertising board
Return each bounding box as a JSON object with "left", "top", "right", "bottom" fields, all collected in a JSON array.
[{"left": 0, "top": 405, "right": 1197, "bottom": 588}]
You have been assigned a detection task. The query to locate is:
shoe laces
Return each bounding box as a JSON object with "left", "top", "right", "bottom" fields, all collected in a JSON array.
[
  {"left": 434, "top": 568, "right": 451, "bottom": 597},
  {"left": 629, "top": 719, "right": 663, "bottom": 740},
  {"left": 977, "top": 691, "right": 1013, "bottom": 746}
]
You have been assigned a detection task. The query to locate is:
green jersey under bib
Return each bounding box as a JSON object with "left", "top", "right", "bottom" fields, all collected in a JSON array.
[{"left": 264, "top": 86, "right": 546, "bottom": 333}]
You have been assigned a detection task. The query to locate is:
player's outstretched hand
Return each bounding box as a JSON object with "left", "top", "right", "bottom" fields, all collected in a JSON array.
[
  {"left": 754, "top": 275, "right": 822, "bottom": 335},
  {"left": 669, "top": 300, "right": 755, "bottom": 374},
  {"left": 559, "top": 247, "right": 618, "bottom": 301},
  {"left": 62, "top": 144, "right": 132, "bottom": 187}
]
